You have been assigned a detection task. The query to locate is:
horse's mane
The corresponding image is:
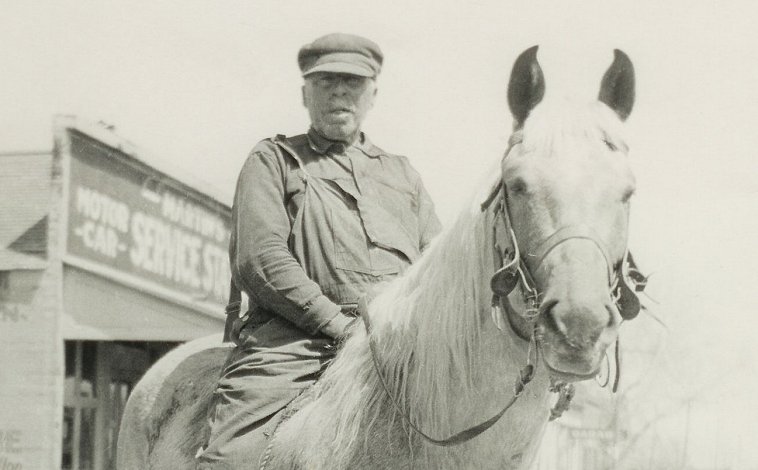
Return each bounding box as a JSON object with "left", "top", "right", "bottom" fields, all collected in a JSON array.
[
  {"left": 313, "top": 99, "right": 627, "bottom": 467},
  {"left": 312, "top": 169, "right": 501, "bottom": 465}
]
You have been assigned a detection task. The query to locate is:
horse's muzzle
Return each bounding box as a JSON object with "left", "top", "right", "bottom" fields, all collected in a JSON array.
[{"left": 537, "top": 298, "right": 619, "bottom": 381}]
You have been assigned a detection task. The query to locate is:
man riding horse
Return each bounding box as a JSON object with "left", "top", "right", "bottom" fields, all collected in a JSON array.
[{"left": 196, "top": 33, "right": 442, "bottom": 469}]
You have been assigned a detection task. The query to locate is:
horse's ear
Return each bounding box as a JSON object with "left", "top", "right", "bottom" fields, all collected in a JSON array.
[
  {"left": 508, "top": 45, "right": 545, "bottom": 128},
  {"left": 598, "top": 49, "right": 635, "bottom": 121}
]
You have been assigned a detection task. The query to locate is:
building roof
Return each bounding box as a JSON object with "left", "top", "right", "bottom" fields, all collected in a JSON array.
[
  {"left": 0, "top": 151, "right": 51, "bottom": 270},
  {"left": 55, "top": 115, "right": 232, "bottom": 208},
  {"left": 0, "top": 116, "right": 232, "bottom": 271}
]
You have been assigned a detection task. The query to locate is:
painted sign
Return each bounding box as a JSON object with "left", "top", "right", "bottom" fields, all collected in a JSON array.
[{"left": 66, "top": 132, "right": 230, "bottom": 305}]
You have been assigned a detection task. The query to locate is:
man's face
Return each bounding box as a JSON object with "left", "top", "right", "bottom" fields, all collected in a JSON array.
[{"left": 303, "top": 72, "right": 377, "bottom": 143}]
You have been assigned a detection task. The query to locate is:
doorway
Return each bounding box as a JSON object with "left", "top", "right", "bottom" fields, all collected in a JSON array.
[{"left": 62, "top": 341, "right": 176, "bottom": 469}]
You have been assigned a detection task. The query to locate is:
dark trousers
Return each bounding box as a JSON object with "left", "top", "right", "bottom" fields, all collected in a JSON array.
[{"left": 196, "top": 315, "right": 334, "bottom": 469}]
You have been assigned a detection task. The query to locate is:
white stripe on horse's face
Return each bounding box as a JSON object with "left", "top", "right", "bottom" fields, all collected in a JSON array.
[{"left": 503, "top": 100, "right": 636, "bottom": 379}]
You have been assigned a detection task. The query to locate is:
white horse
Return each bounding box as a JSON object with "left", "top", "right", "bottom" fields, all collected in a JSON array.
[{"left": 117, "top": 46, "right": 641, "bottom": 470}]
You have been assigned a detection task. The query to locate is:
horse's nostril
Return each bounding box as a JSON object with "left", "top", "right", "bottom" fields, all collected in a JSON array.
[
  {"left": 540, "top": 299, "right": 565, "bottom": 335},
  {"left": 541, "top": 299, "right": 613, "bottom": 348}
]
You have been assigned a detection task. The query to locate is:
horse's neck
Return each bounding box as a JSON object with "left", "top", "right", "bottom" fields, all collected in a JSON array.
[{"left": 367, "top": 207, "right": 533, "bottom": 439}]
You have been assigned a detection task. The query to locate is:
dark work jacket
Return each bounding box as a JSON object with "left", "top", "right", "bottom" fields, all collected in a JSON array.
[{"left": 225, "top": 129, "right": 441, "bottom": 339}]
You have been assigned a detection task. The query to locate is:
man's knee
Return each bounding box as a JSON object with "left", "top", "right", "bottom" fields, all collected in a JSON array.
[{"left": 197, "top": 412, "right": 279, "bottom": 470}]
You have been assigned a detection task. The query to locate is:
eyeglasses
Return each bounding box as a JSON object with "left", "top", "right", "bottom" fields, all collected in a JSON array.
[{"left": 309, "top": 74, "right": 370, "bottom": 90}]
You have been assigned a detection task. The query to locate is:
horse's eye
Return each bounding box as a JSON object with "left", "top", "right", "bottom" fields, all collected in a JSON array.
[
  {"left": 508, "top": 177, "right": 528, "bottom": 195},
  {"left": 603, "top": 139, "right": 617, "bottom": 152}
]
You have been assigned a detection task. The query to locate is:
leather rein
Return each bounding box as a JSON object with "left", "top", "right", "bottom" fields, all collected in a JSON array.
[
  {"left": 357, "top": 173, "right": 648, "bottom": 448},
  {"left": 359, "top": 298, "right": 540, "bottom": 446}
]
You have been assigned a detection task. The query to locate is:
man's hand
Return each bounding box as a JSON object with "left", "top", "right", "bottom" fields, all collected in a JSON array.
[{"left": 320, "top": 313, "right": 357, "bottom": 340}]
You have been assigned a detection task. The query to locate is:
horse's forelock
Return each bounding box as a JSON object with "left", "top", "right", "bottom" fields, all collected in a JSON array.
[{"left": 520, "top": 98, "right": 628, "bottom": 157}]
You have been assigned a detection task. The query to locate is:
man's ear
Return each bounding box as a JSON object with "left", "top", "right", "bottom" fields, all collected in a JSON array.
[{"left": 301, "top": 85, "right": 307, "bottom": 107}]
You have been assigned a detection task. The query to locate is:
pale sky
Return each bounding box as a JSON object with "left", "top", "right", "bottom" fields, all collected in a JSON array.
[{"left": 3, "top": 0, "right": 758, "bottom": 467}]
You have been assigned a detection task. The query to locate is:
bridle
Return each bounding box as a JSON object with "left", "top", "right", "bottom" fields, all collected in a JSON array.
[
  {"left": 486, "top": 179, "right": 644, "bottom": 331},
  {"left": 358, "top": 152, "right": 648, "bottom": 447}
]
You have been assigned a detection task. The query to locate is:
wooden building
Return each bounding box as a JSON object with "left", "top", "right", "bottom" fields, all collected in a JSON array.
[{"left": 0, "top": 116, "right": 230, "bottom": 469}]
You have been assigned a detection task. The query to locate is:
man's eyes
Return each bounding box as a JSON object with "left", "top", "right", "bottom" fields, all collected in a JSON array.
[
  {"left": 316, "top": 76, "right": 363, "bottom": 88},
  {"left": 344, "top": 77, "right": 362, "bottom": 87},
  {"left": 318, "top": 77, "right": 337, "bottom": 87}
]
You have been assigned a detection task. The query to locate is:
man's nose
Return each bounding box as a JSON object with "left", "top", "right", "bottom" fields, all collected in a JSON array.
[{"left": 331, "top": 80, "right": 350, "bottom": 95}]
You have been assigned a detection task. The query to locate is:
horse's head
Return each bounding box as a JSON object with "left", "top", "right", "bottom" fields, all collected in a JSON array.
[{"left": 493, "top": 46, "right": 637, "bottom": 382}]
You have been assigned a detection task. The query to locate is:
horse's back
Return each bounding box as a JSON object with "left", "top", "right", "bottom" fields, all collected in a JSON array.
[{"left": 117, "top": 334, "right": 231, "bottom": 470}]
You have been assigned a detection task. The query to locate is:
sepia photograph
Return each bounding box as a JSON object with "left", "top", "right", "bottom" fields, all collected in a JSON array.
[{"left": 1, "top": 1, "right": 756, "bottom": 469}]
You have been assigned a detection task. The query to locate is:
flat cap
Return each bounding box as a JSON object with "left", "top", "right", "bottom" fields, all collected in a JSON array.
[{"left": 298, "top": 33, "right": 383, "bottom": 78}]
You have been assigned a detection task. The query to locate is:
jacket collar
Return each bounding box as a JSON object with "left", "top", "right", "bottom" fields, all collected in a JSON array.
[{"left": 307, "top": 128, "right": 382, "bottom": 157}]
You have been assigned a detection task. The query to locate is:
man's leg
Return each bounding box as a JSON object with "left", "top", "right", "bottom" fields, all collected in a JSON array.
[{"left": 196, "top": 316, "right": 333, "bottom": 469}]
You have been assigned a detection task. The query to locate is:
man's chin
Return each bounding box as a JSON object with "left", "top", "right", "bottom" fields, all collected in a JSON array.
[{"left": 319, "top": 124, "right": 359, "bottom": 143}]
